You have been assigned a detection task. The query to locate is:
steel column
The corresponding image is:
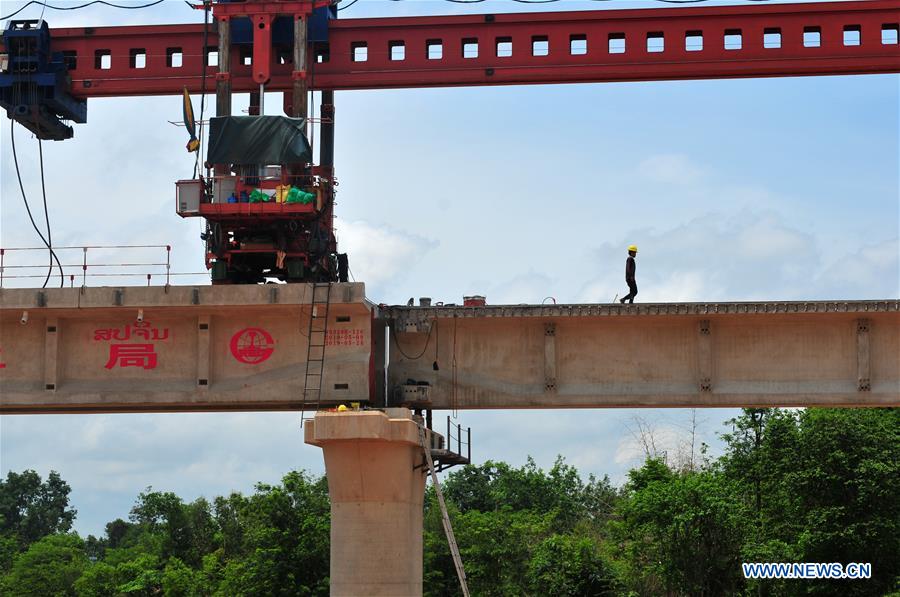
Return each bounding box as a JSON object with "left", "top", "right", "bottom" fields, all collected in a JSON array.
[
  {"left": 320, "top": 89, "right": 335, "bottom": 169},
  {"left": 293, "top": 15, "right": 308, "bottom": 119},
  {"left": 215, "top": 18, "right": 231, "bottom": 117}
]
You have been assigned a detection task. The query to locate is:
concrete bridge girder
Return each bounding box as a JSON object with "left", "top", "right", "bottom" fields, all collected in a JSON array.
[
  {"left": 386, "top": 302, "right": 900, "bottom": 409},
  {"left": 1, "top": 285, "right": 898, "bottom": 413},
  {"left": 0, "top": 284, "right": 379, "bottom": 413}
]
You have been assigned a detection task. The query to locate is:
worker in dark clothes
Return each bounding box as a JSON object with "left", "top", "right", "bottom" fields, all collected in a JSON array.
[{"left": 620, "top": 245, "right": 638, "bottom": 304}]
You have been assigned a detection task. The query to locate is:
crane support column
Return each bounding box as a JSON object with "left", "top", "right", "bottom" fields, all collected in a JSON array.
[
  {"left": 215, "top": 16, "right": 231, "bottom": 117},
  {"left": 320, "top": 89, "right": 335, "bottom": 169},
  {"left": 293, "top": 15, "right": 308, "bottom": 119},
  {"left": 305, "top": 409, "right": 427, "bottom": 597}
]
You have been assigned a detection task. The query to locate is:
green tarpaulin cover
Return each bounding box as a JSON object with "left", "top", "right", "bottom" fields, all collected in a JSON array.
[{"left": 207, "top": 116, "right": 311, "bottom": 165}]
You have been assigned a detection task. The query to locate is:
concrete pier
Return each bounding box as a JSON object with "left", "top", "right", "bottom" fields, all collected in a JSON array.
[{"left": 305, "top": 408, "right": 427, "bottom": 597}]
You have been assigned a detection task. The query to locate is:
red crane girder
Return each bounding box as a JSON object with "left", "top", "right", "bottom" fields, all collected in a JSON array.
[{"left": 13, "top": 0, "right": 900, "bottom": 98}]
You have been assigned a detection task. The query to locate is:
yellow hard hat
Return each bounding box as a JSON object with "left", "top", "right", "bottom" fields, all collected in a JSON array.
[
  {"left": 337, "top": 404, "right": 348, "bottom": 412},
  {"left": 628, "top": 244, "right": 638, "bottom": 253}
]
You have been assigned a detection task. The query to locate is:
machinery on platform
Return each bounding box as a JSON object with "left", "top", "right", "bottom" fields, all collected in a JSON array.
[
  {"left": 170, "top": 1, "right": 346, "bottom": 284},
  {"left": 1, "top": 0, "right": 347, "bottom": 284},
  {"left": 176, "top": 113, "right": 345, "bottom": 284}
]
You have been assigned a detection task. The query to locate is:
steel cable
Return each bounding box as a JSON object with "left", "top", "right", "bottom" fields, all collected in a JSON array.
[
  {"left": 37, "top": 138, "right": 65, "bottom": 287},
  {"left": 10, "top": 123, "right": 64, "bottom": 288},
  {"left": 2, "top": 0, "right": 166, "bottom": 21}
]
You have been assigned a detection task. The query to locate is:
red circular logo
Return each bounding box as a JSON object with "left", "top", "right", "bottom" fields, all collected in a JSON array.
[{"left": 230, "top": 328, "right": 275, "bottom": 364}]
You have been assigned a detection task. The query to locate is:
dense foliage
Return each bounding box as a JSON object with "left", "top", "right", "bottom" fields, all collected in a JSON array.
[
  {"left": 1, "top": 408, "right": 897, "bottom": 596},
  {"left": 1, "top": 471, "right": 329, "bottom": 596}
]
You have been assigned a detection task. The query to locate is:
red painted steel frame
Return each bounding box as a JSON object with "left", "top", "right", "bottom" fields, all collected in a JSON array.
[
  {"left": 197, "top": 202, "right": 317, "bottom": 218},
  {"left": 5, "top": 0, "right": 898, "bottom": 97}
]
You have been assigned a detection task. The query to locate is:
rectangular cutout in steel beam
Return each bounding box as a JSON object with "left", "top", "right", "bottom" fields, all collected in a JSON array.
[
  {"left": 570, "top": 34, "right": 587, "bottom": 55},
  {"left": 686, "top": 31, "right": 703, "bottom": 52},
  {"left": 389, "top": 40, "right": 405, "bottom": 61},
  {"left": 647, "top": 32, "right": 664, "bottom": 53},
  {"left": 427, "top": 39, "right": 443, "bottom": 60},
  {"left": 462, "top": 38, "right": 479, "bottom": 59},
  {"left": 724, "top": 29, "right": 743, "bottom": 50},
  {"left": 609, "top": 32, "right": 625, "bottom": 54},
  {"left": 804, "top": 27, "right": 822, "bottom": 48},
  {"left": 496, "top": 36, "right": 512, "bottom": 58}
]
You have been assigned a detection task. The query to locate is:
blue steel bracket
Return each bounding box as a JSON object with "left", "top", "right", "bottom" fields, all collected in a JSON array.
[
  {"left": 0, "top": 20, "right": 87, "bottom": 140},
  {"left": 228, "top": 4, "right": 334, "bottom": 46}
]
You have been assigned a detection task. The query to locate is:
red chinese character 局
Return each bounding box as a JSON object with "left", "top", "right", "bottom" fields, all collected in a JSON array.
[{"left": 105, "top": 344, "right": 158, "bottom": 370}]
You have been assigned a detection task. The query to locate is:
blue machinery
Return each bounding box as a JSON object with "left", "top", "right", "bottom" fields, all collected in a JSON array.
[{"left": 0, "top": 19, "right": 87, "bottom": 140}]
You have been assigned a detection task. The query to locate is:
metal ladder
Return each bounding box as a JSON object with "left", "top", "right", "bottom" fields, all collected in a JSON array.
[
  {"left": 417, "top": 424, "right": 470, "bottom": 597},
  {"left": 300, "top": 282, "right": 331, "bottom": 426}
]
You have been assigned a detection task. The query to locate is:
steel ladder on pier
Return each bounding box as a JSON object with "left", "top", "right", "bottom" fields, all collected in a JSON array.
[
  {"left": 417, "top": 424, "right": 470, "bottom": 597},
  {"left": 300, "top": 282, "right": 331, "bottom": 426}
]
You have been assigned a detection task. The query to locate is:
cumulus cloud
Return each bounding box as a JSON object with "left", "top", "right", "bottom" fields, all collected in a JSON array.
[
  {"left": 815, "top": 238, "right": 900, "bottom": 298},
  {"left": 578, "top": 210, "right": 831, "bottom": 303},
  {"left": 577, "top": 209, "right": 899, "bottom": 304},
  {"left": 335, "top": 219, "right": 437, "bottom": 292}
]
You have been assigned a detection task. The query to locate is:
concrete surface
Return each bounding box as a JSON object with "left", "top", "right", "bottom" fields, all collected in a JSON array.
[
  {"left": 0, "top": 284, "right": 379, "bottom": 413},
  {"left": 387, "top": 301, "right": 900, "bottom": 408},
  {"left": 3, "top": 290, "right": 897, "bottom": 412},
  {"left": 305, "top": 408, "right": 429, "bottom": 597}
]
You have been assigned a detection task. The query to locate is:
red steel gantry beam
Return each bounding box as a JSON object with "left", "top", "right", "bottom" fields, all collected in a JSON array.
[{"left": 13, "top": 0, "right": 900, "bottom": 98}]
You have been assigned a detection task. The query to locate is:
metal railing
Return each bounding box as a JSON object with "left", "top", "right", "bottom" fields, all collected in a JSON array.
[
  {"left": 0, "top": 244, "right": 207, "bottom": 288},
  {"left": 446, "top": 416, "right": 472, "bottom": 463}
]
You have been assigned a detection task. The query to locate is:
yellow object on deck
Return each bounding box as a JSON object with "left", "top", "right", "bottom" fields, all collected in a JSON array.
[{"left": 275, "top": 184, "right": 291, "bottom": 204}]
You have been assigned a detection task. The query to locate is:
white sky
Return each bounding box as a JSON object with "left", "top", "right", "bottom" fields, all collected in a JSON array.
[{"left": 1, "top": 0, "right": 898, "bottom": 537}]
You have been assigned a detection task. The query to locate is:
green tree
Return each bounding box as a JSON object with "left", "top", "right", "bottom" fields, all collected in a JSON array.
[
  {"left": 455, "top": 508, "right": 551, "bottom": 596},
  {"left": 215, "top": 471, "right": 330, "bottom": 596},
  {"left": 128, "top": 492, "right": 218, "bottom": 569},
  {"left": 426, "top": 457, "right": 619, "bottom": 596},
  {"left": 721, "top": 408, "right": 802, "bottom": 544},
  {"left": 719, "top": 408, "right": 899, "bottom": 596},
  {"left": 114, "top": 553, "right": 163, "bottom": 596},
  {"left": 82, "top": 535, "right": 106, "bottom": 562},
  {"left": 527, "top": 533, "right": 618, "bottom": 596},
  {"left": 0, "top": 470, "right": 76, "bottom": 549},
  {"left": 613, "top": 458, "right": 747, "bottom": 596},
  {"left": 442, "top": 457, "right": 611, "bottom": 531},
  {"left": 212, "top": 493, "right": 246, "bottom": 560},
  {"left": 161, "top": 557, "right": 201, "bottom": 596},
  {"left": 793, "top": 408, "right": 900, "bottom": 596},
  {"left": 130, "top": 490, "right": 196, "bottom": 566},
  {"left": 2, "top": 533, "right": 87, "bottom": 596},
  {"left": 73, "top": 561, "right": 118, "bottom": 596},
  {"left": 0, "top": 534, "right": 17, "bottom": 573},
  {"left": 105, "top": 518, "right": 132, "bottom": 549}
]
